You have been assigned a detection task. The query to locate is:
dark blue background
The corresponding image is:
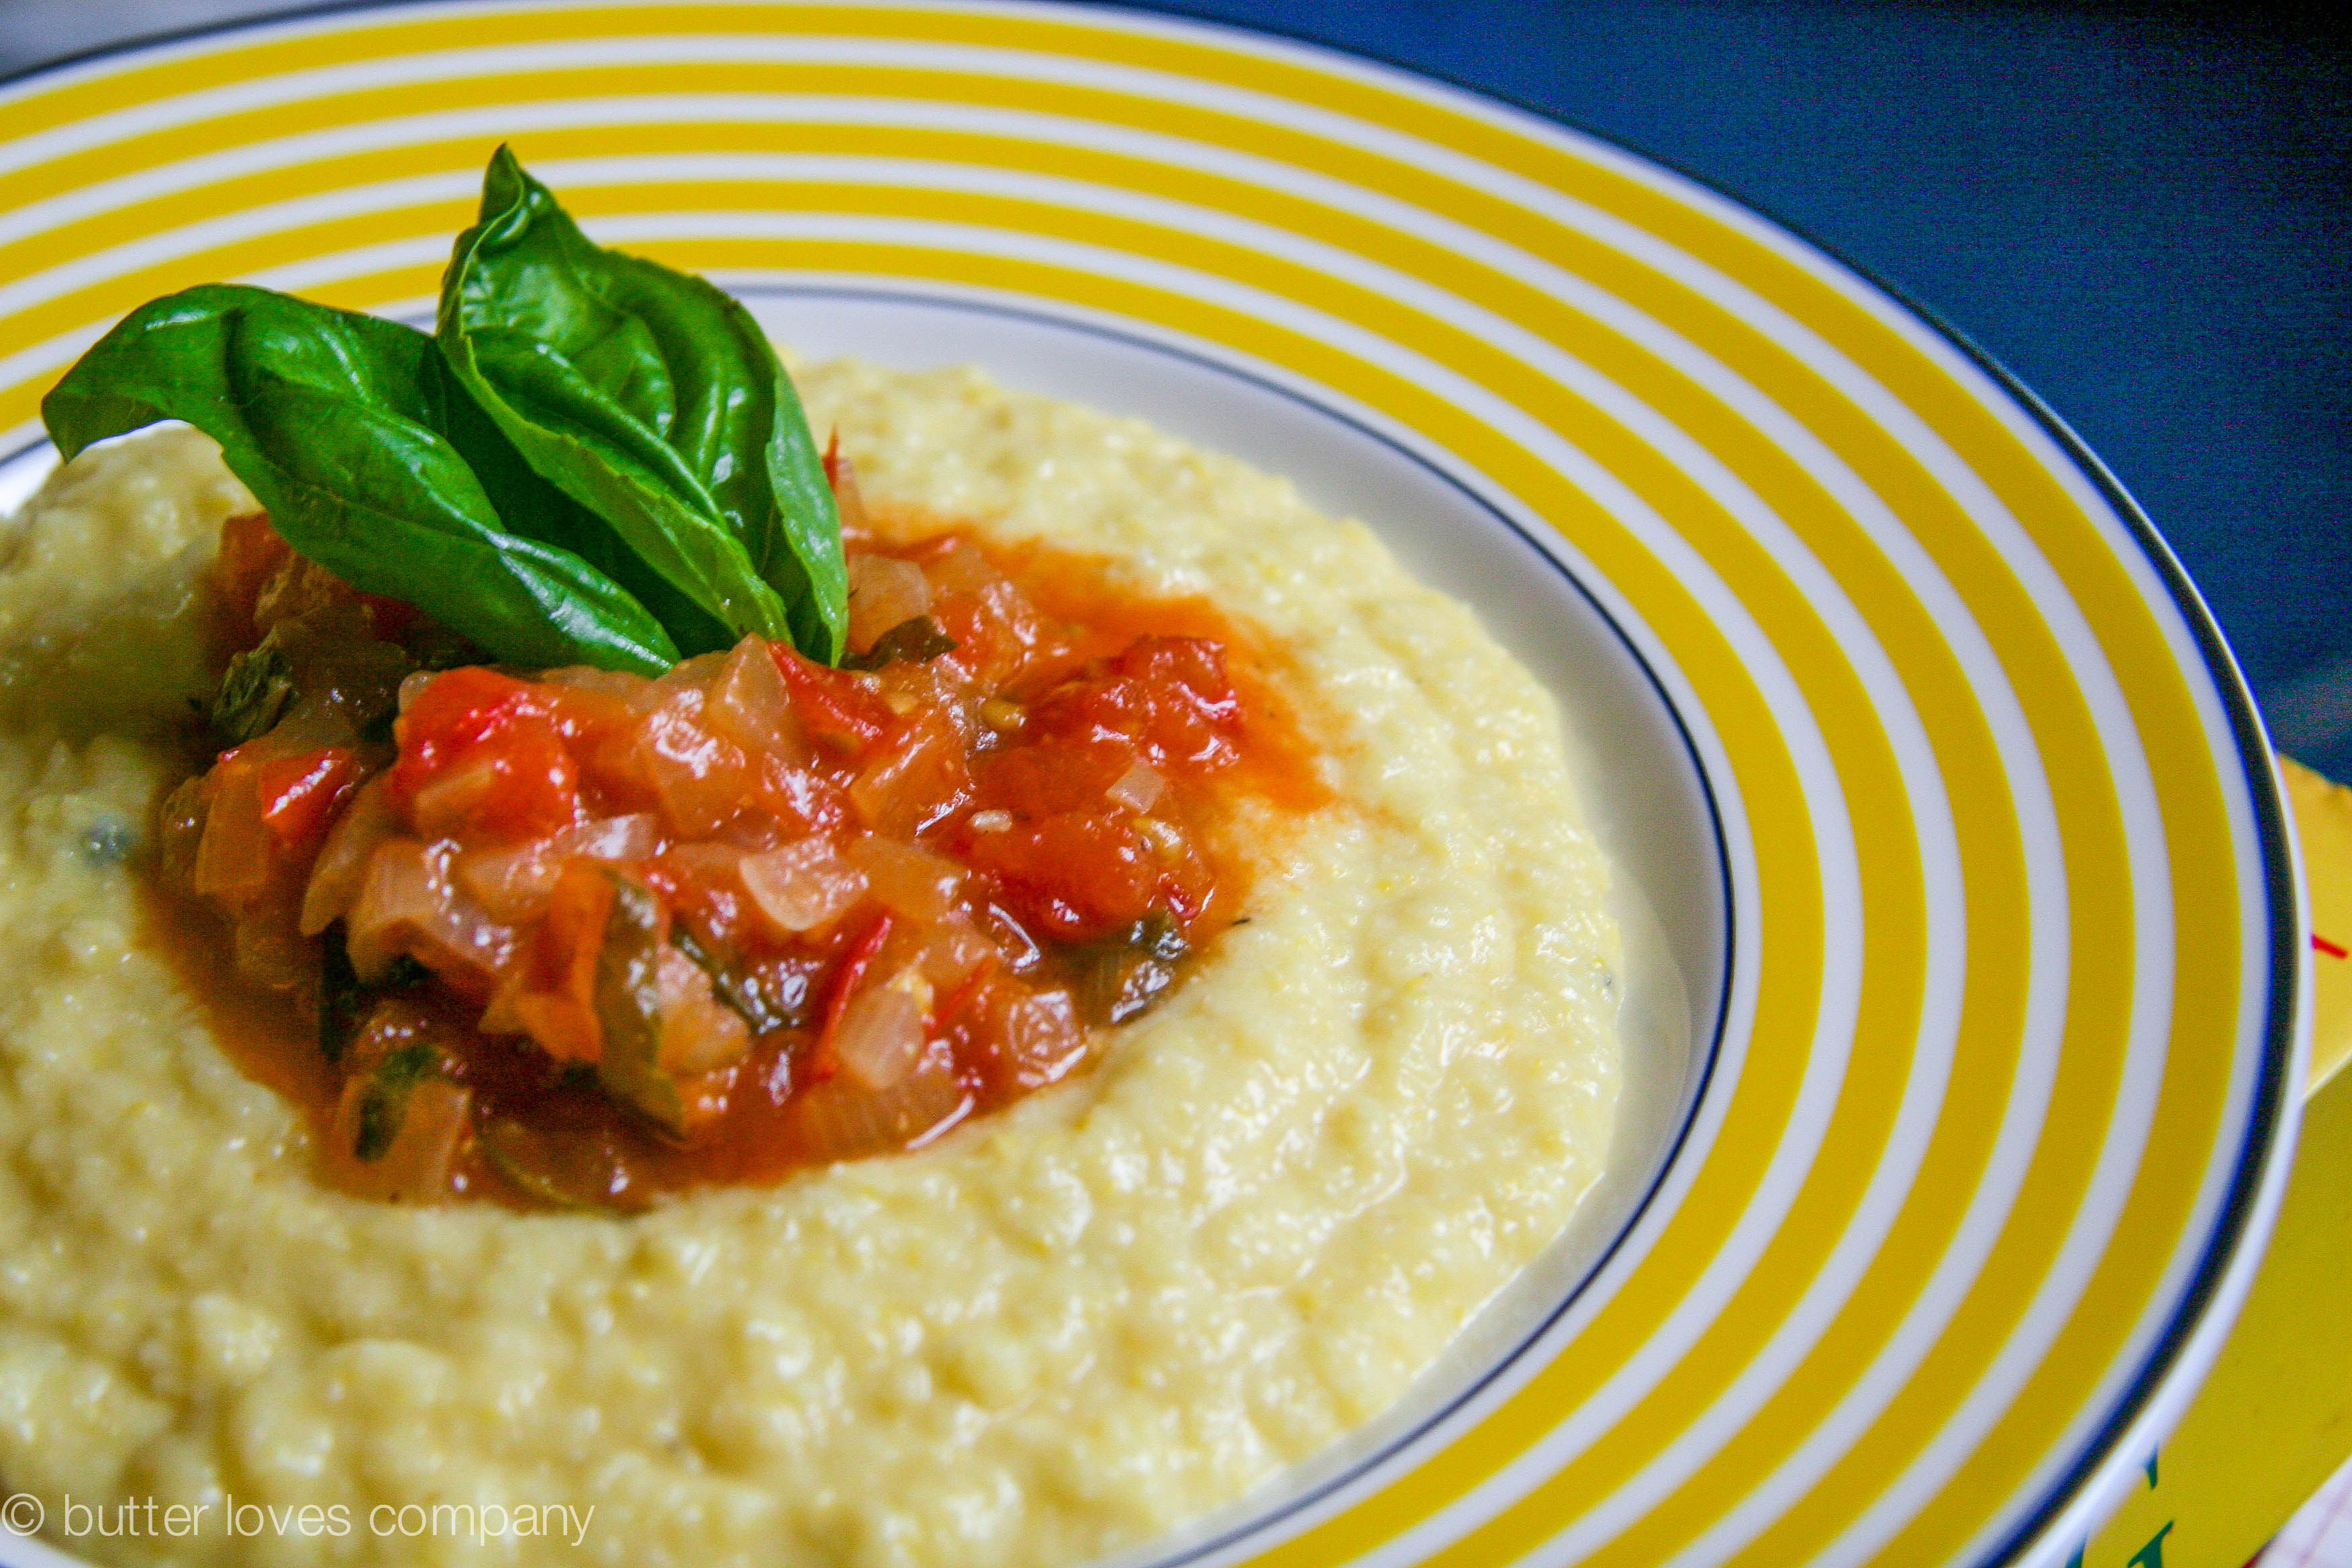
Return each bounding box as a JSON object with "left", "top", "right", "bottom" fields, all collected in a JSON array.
[
  {"left": 1155, "top": 1, "right": 2352, "bottom": 777},
  {"left": 8, "top": 1, "right": 2348, "bottom": 774}
]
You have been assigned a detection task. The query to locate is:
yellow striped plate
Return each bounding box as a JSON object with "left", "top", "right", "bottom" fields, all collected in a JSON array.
[{"left": 0, "top": 5, "right": 2302, "bottom": 1567}]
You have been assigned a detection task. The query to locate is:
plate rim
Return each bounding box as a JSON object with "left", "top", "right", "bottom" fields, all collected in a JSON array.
[
  {"left": 0, "top": 275, "right": 1745, "bottom": 1568},
  {"left": 1077, "top": 9, "right": 2312, "bottom": 1557},
  {"left": 0, "top": 4, "right": 2306, "bottom": 1566}
]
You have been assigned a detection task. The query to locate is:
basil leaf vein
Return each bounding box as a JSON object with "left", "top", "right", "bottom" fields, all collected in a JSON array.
[{"left": 438, "top": 146, "right": 848, "bottom": 663}]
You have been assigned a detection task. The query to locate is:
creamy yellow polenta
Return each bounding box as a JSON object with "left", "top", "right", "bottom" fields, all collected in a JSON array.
[{"left": 0, "top": 365, "right": 1622, "bottom": 1568}]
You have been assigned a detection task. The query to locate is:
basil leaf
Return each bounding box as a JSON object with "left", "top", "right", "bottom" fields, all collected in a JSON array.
[
  {"left": 842, "top": 615, "right": 958, "bottom": 672},
  {"left": 42, "top": 284, "right": 681, "bottom": 675},
  {"left": 1073, "top": 911, "right": 1190, "bottom": 1026},
  {"left": 353, "top": 1041, "right": 438, "bottom": 1161},
  {"left": 438, "top": 146, "right": 847, "bottom": 663},
  {"left": 672, "top": 922, "right": 791, "bottom": 1034},
  {"left": 208, "top": 638, "right": 296, "bottom": 744},
  {"left": 593, "top": 872, "right": 686, "bottom": 1134},
  {"left": 317, "top": 922, "right": 368, "bottom": 1068},
  {"left": 479, "top": 1116, "right": 646, "bottom": 1214},
  {"left": 438, "top": 364, "right": 736, "bottom": 659}
]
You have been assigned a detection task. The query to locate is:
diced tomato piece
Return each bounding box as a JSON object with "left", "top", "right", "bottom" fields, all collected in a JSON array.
[
  {"left": 956, "top": 812, "right": 1163, "bottom": 942},
  {"left": 640, "top": 845, "right": 750, "bottom": 949},
  {"left": 396, "top": 668, "right": 538, "bottom": 767},
  {"left": 1116, "top": 635, "right": 1236, "bottom": 701},
  {"left": 768, "top": 643, "right": 895, "bottom": 751},
  {"left": 489, "top": 721, "right": 583, "bottom": 840},
  {"left": 213, "top": 511, "right": 294, "bottom": 645},
  {"left": 395, "top": 669, "right": 581, "bottom": 840},
  {"left": 971, "top": 738, "right": 1135, "bottom": 819},
  {"left": 415, "top": 714, "right": 580, "bottom": 841},
  {"left": 954, "top": 974, "right": 1085, "bottom": 1104},
  {"left": 245, "top": 745, "right": 364, "bottom": 853},
  {"left": 1028, "top": 635, "right": 1242, "bottom": 773},
  {"left": 929, "top": 577, "right": 1074, "bottom": 692}
]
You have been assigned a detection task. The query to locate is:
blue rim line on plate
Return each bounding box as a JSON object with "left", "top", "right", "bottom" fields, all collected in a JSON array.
[
  {"left": 0, "top": 272, "right": 1742, "bottom": 1567},
  {"left": 0, "top": 6, "right": 2301, "bottom": 1566}
]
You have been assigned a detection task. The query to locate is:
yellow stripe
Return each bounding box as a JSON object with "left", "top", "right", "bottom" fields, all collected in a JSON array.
[
  {"left": 0, "top": 144, "right": 2041, "bottom": 1568},
  {"left": 0, "top": 9, "right": 2248, "bottom": 1561},
  {"left": 661, "top": 210, "right": 1902, "bottom": 1568},
  {"left": 0, "top": 90, "right": 2052, "bottom": 1563},
  {"left": 1560, "top": 109, "right": 2236, "bottom": 1557},
  {"left": 1467, "top": 70, "right": 2231, "bottom": 1568},
  {"left": 0, "top": 183, "right": 1857, "bottom": 1555}
]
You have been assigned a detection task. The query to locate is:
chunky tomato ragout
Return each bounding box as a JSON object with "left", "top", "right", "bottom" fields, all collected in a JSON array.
[{"left": 157, "top": 499, "right": 1321, "bottom": 1211}]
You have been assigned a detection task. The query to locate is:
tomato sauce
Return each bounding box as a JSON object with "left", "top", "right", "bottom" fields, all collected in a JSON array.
[{"left": 150, "top": 515, "right": 1328, "bottom": 1211}]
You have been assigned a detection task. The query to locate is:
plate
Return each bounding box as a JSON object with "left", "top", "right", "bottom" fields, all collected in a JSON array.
[{"left": 0, "top": 5, "right": 2300, "bottom": 1567}]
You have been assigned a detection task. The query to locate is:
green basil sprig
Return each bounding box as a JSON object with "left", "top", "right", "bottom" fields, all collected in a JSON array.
[
  {"left": 42, "top": 284, "right": 682, "bottom": 675},
  {"left": 439, "top": 147, "right": 848, "bottom": 664},
  {"left": 38, "top": 147, "right": 849, "bottom": 673}
]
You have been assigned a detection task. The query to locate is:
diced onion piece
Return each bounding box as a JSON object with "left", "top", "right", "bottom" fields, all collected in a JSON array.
[
  {"left": 1001, "top": 987, "right": 1083, "bottom": 1080},
  {"left": 1106, "top": 760, "right": 1166, "bottom": 814},
  {"left": 330, "top": 1077, "right": 470, "bottom": 1203},
  {"left": 345, "top": 838, "right": 433, "bottom": 979},
  {"left": 705, "top": 636, "right": 812, "bottom": 765},
  {"left": 264, "top": 695, "right": 360, "bottom": 754},
  {"left": 566, "top": 812, "right": 663, "bottom": 863},
  {"left": 346, "top": 838, "right": 518, "bottom": 991},
  {"left": 654, "top": 945, "right": 752, "bottom": 1074},
  {"left": 846, "top": 555, "right": 934, "bottom": 652},
  {"left": 968, "top": 810, "right": 1012, "bottom": 834},
  {"left": 832, "top": 979, "right": 928, "bottom": 1089},
  {"left": 538, "top": 665, "right": 646, "bottom": 702},
  {"left": 740, "top": 839, "right": 867, "bottom": 933},
  {"left": 663, "top": 841, "right": 746, "bottom": 885},
  {"left": 922, "top": 540, "right": 1000, "bottom": 597},
  {"left": 656, "top": 650, "right": 732, "bottom": 693},
  {"left": 454, "top": 838, "right": 563, "bottom": 926},
  {"left": 409, "top": 750, "right": 503, "bottom": 839},
  {"left": 849, "top": 720, "right": 969, "bottom": 838},
  {"left": 847, "top": 835, "right": 964, "bottom": 922},
  {"left": 633, "top": 691, "right": 753, "bottom": 838},
  {"left": 298, "top": 773, "right": 399, "bottom": 934},
  {"left": 396, "top": 669, "right": 435, "bottom": 713},
  {"left": 977, "top": 901, "right": 1043, "bottom": 974},
  {"left": 1133, "top": 816, "right": 1186, "bottom": 860},
  {"left": 910, "top": 916, "right": 997, "bottom": 991},
  {"left": 430, "top": 891, "right": 519, "bottom": 993},
  {"left": 789, "top": 1046, "right": 968, "bottom": 1165},
  {"left": 457, "top": 813, "right": 663, "bottom": 926}
]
